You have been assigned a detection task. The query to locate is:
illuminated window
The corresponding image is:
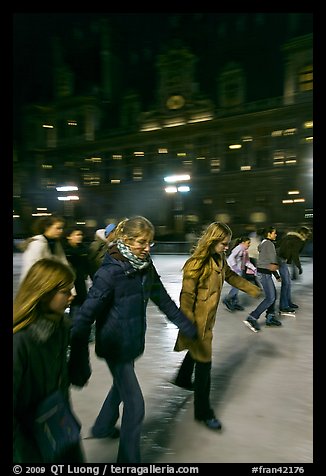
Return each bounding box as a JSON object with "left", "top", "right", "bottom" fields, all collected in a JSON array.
[
  {"left": 133, "top": 167, "right": 143, "bottom": 181},
  {"left": 210, "top": 158, "right": 220, "bottom": 173},
  {"left": 299, "top": 65, "right": 313, "bottom": 92},
  {"left": 83, "top": 173, "right": 100, "bottom": 186},
  {"left": 271, "top": 130, "right": 283, "bottom": 137},
  {"left": 229, "top": 144, "right": 242, "bottom": 149},
  {"left": 41, "top": 178, "right": 56, "bottom": 189},
  {"left": 283, "top": 128, "right": 297, "bottom": 136},
  {"left": 273, "top": 151, "right": 285, "bottom": 166},
  {"left": 285, "top": 150, "right": 297, "bottom": 165}
]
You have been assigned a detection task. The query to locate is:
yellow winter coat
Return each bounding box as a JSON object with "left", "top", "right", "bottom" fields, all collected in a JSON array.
[{"left": 174, "top": 253, "right": 261, "bottom": 362}]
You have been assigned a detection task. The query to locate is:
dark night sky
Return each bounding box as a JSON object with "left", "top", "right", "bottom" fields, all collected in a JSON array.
[
  {"left": 13, "top": 13, "right": 313, "bottom": 140},
  {"left": 13, "top": 13, "right": 192, "bottom": 138},
  {"left": 14, "top": 14, "right": 202, "bottom": 108}
]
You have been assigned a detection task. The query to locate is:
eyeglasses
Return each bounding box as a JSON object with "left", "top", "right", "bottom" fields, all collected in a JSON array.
[{"left": 132, "top": 239, "right": 155, "bottom": 249}]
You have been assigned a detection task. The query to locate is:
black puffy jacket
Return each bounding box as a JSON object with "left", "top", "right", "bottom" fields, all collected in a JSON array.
[{"left": 70, "top": 247, "right": 197, "bottom": 364}]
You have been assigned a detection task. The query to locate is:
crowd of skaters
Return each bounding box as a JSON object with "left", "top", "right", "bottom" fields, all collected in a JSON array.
[{"left": 13, "top": 215, "right": 312, "bottom": 463}]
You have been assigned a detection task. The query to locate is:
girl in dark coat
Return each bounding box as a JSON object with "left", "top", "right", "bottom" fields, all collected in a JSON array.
[
  {"left": 69, "top": 216, "right": 197, "bottom": 463},
  {"left": 63, "top": 227, "right": 91, "bottom": 321},
  {"left": 13, "top": 259, "right": 85, "bottom": 463}
]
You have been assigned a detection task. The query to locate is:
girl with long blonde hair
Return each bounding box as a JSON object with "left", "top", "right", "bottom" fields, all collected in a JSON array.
[
  {"left": 173, "top": 222, "right": 262, "bottom": 430},
  {"left": 69, "top": 215, "right": 197, "bottom": 463},
  {"left": 13, "top": 259, "right": 85, "bottom": 463}
]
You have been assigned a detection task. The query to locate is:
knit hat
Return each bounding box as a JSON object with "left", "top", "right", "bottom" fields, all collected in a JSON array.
[{"left": 104, "top": 223, "right": 116, "bottom": 238}]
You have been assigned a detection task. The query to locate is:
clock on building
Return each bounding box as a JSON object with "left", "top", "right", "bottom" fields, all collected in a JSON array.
[{"left": 166, "top": 95, "right": 186, "bottom": 110}]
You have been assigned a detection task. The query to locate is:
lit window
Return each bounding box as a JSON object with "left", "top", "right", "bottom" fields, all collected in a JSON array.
[
  {"left": 240, "top": 165, "right": 251, "bottom": 171},
  {"left": 229, "top": 144, "right": 242, "bottom": 149},
  {"left": 210, "top": 158, "right": 220, "bottom": 173},
  {"left": 133, "top": 167, "right": 143, "bottom": 181},
  {"left": 271, "top": 130, "right": 283, "bottom": 137},
  {"left": 299, "top": 65, "right": 313, "bottom": 92}
]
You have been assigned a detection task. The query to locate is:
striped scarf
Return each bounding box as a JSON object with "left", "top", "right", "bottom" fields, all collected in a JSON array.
[{"left": 117, "top": 240, "right": 151, "bottom": 270}]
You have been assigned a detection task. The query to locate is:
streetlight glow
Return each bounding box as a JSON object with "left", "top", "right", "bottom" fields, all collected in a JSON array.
[
  {"left": 164, "top": 174, "right": 190, "bottom": 183},
  {"left": 57, "top": 195, "right": 79, "bottom": 201},
  {"left": 56, "top": 186, "right": 78, "bottom": 192},
  {"left": 177, "top": 185, "right": 190, "bottom": 192},
  {"left": 165, "top": 186, "right": 178, "bottom": 193}
]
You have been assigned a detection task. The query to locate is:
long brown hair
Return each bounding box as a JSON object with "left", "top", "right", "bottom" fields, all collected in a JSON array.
[
  {"left": 183, "top": 222, "right": 232, "bottom": 280},
  {"left": 13, "top": 259, "right": 75, "bottom": 334},
  {"left": 32, "top": 214, "right": 65, "bottom": 235}
]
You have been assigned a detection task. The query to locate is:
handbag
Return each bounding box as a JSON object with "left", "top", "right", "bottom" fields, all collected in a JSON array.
[{"left": 32, "top": 389, "right": 81, "bottom": 462}]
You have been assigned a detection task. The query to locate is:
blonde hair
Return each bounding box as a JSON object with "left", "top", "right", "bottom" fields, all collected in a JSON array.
[
  {"left": 115, "top": 216, "right": 155, "bottom": 242},
  {"left": 183, "top": 222, "right": 232, "bottom": 280},
  {"left": 13, "top": 259, "right": 75, "bottom": 334}
]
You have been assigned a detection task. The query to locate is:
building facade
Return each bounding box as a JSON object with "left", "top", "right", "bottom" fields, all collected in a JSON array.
[{"left": 14, "top": 14, "right": 313, "bottom": 239}]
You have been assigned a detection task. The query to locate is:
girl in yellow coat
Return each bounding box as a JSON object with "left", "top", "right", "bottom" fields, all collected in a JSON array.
[{"left": 173, "top": 222, "right": 262, "bottom": 430}]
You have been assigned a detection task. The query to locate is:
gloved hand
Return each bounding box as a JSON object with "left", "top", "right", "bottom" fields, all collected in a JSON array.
[
  {"left": 173, "top": 308, "right": 197, "bottom": 340},
  {"left": 68, "top": 344, "right": 91, "bottom": 387},
  {"left": 181, "top": 318, "right": 197, "bottom": 340},
  {"left": 185, "top": 321, "right": 198, "bottom": 340}
]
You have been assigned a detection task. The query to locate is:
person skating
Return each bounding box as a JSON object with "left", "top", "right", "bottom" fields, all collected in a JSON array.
[
  {"left": 243, "top": 226, "right": 282, "bottom": 333},
  {"left": 173, "top": 222, "right": 261, "bottom": 430},
  {"left": 68, "top": 216, "right": 197, "bottom": 463}
]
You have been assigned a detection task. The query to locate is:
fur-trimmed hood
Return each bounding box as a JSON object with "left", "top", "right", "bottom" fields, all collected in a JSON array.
[{"left": 286, "top": 231, "right": 306, "bottom": 242}]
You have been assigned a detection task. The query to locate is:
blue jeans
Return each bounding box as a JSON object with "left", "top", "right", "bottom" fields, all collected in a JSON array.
[
  {"left": 279, "top": 260, "right": 292, "bottom": 309},
  {"left": 92, "top": 360, "right": 145, "bottom": 463},
  {"left": 250, "top": 272, "right": 276, "bottom": 320},
  {"left": 226, "top": 285, "right": 240, "bottom": 304}
]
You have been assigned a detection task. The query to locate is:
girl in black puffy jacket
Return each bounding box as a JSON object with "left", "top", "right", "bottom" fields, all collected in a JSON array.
[{"left": 69, "top": 216, "right": 197, "bottom": 464}]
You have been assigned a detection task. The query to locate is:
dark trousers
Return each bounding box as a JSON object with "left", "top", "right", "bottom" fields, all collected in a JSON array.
[
  {"left": 60, "top": 441, "right": 86, "bottom": 463},
  {"left": 279, "top": 260, "right": 293, "bottom": 309},
  {"left": 92, "top": 360, "right": 144, "bottom": 463},
  {"left": 176, "top": 351, "right": 214, "bottom": 420}
]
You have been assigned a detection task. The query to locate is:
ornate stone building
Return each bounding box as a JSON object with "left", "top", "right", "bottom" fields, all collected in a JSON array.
[{"left": 14, "top": 14, "right": 313, "bottom": 238}]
